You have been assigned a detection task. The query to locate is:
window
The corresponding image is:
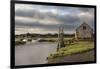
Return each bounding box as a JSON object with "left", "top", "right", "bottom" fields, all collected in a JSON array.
[{"left": 83, "top": 26, "right": 86, "bottom": 30}]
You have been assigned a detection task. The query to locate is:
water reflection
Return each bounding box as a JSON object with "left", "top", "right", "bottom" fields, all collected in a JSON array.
[{"left": 15, "top": 42, "right": 57, "bottom": 65}]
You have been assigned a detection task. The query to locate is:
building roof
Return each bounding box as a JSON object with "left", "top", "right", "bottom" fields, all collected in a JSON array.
[{"left": 76, "top": 22, "right": 93, "bottom": 31}]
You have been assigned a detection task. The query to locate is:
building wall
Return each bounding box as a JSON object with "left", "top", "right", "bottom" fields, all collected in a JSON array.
[{"left": 76, "top": 23, "right": 93, "bottom": 39}]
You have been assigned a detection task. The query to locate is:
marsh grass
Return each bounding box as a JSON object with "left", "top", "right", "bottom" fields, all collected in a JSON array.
[
  {"left": 47, "top": 41, "right": 94, "bottom": 59},
  {"left": 15, "top": 41, "right": 26, "bottom": 45}
]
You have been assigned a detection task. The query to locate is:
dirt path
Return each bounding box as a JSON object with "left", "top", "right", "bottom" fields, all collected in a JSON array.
[{"left": 48, "top": 50, "right": 95, "bottom": 63}]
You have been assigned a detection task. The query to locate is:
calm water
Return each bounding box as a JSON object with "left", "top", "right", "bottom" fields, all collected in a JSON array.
[{"left": 15, "top": 41, "right": 57, "bottom": 65}]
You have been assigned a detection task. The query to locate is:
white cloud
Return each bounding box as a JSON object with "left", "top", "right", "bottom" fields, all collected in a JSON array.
[
  {"left": 15, "top": 27, "right": 57, "bottom": 34},
  {"left": 15, "top": 16, "right": 35, "bottom": 22},
  {"left": 78, "top": 12, "right": 93, "bottom": 18},
  {"left": 15, "top": 4, "right": 34, "bottom": 11}
]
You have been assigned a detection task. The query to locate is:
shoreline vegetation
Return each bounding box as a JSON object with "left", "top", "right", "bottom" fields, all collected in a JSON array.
[
  {"left": 15, "top": 41, "right": 26, "bottom": 45},
  {"left": 15, "top": 33, "right": 75, "bottom": 46},
  {"left": 15, "top": 37, "right": 74, "bottom": 46},
  {"left": 38, "top": 39, "right": 56, "bottom": 42},
  {"left": 15, "top": 38, "right": 57, "bottom": 46},
  {"left": 47, "top": 41, "right": 94, "bottom": 61},
  {"left": 47, "top": 50, "right": 94, "bottom": 63}
]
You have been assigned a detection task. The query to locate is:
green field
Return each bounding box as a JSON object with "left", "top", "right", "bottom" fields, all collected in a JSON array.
[{"left": 47, "top": 41, "right": 94, "bottom": 60}]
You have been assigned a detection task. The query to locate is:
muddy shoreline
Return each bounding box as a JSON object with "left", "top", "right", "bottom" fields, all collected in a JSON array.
[{"left": 48, "top": 50, "right": 95, "bottom": 63}]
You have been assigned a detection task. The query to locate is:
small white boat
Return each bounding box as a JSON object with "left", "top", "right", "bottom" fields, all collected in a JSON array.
[{"left": 22, "top": 39, "right": 27, "bottom": 42}]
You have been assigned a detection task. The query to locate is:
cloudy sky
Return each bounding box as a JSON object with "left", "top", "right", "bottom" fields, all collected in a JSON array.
[{"left": 15, "top": 4, "right": 95, "bottom": 34}]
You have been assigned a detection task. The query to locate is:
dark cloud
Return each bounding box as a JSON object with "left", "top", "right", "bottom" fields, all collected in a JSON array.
[
  {"left": 79, "top": 8, "right": 91, "bottom": 12},
  {"left": 15, "top": 10, "right": 34, "bottom": 17},
  {"left": 78, "top": 8, "right": 94, "bottom": 15},
  {"left": 15, "top": 4, "right": 95, "bottom": 34}
]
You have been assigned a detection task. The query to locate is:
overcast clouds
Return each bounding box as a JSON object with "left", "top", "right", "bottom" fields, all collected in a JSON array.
[{"left": 15, "top": 4, "right": 95, "bottom": 34}]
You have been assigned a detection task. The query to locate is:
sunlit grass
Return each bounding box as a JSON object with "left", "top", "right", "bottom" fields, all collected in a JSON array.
[{"left": 47, "top": 41, "right": 94, "bottom": 59}]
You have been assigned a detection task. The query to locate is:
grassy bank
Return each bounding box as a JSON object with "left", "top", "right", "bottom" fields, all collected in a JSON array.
[
  {"left": 38, "top": 37, "right": 73, "bottom": 42},
  {"left": 47, "top": 41, "right": 94, "bottom": 60},
  {"left": 38, "top": 39, "right": 56, "bottom": 42}
]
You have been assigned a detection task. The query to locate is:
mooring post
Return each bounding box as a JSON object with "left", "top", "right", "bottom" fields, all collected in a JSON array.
[{"left": 57, "top": 26, "right": 65, "bottom": 51}]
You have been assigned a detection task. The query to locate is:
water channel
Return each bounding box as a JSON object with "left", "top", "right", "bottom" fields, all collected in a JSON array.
[{"left": 15, "top": 41, "right": 57, "bottom": 65}]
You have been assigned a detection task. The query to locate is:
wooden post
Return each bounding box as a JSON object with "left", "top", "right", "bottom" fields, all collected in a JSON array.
[{"left": 57, "top": 26, "right": 65, "bottom": 51}]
